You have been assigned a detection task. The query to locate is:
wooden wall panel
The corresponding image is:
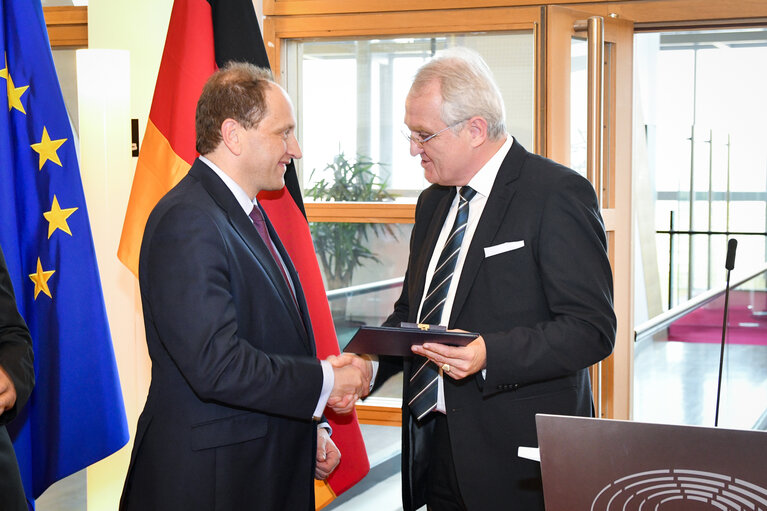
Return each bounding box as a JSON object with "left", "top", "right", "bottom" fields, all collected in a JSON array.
[
  {"left": 43, "top": 6, "right": 88, "bottom": 48},
  {"left": 264, "top": 0, "right": 614, "bottom": 16}
]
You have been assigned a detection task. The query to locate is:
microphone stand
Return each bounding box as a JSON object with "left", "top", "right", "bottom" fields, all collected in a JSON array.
[{"left": 714, "top": 238, "right": 737, "bottom": 427}]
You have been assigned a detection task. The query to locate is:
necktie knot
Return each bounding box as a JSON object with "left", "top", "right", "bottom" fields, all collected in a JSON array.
[
  {"left": 249, "top": 205, "right": 272, "bottom": 247},
  {"left": 459, "top": 185, "right": 476, "bottom": 203},
  {"left": 249, "top": 204, "right": 265, "bottom": 226}
]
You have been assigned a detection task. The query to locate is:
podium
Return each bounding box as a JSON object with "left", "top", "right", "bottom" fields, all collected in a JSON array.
[{"left": 535, "top": 414, "right": 767, "bottom": 510}]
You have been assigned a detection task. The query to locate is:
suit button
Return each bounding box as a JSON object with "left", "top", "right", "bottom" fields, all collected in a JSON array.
[{"left": 512, "top": 384, "right": 519, "bottom": 390}]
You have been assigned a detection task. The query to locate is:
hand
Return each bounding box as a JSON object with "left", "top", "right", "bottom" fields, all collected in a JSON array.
[
  {"left": 327, "top": 354, "right": 373, "bottom": 391},
  {"left": 411, "top": 334, "right": 487, "bottom": 380},
  {"left": 327, "top": 362, "right": 366, "bottom": 414},
  {"left": 315, "top": 428, "right": 341, "bottom": 480},
  {"left": 0, "top": 365, "right": 17, "bottom": 417}
]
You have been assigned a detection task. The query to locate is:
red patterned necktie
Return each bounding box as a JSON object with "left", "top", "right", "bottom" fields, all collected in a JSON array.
[{"left": 249, "top": 204, "right": 299, "bottom": 310}]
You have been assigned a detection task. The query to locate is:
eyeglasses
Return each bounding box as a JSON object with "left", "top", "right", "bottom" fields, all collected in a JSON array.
[{"left": 402, "top": 120, "right": 466, "bottom": 147}]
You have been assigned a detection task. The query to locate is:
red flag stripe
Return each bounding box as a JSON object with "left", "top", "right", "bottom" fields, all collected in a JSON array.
[
  {"left": 259, "top": 187, "right": 371, "bottom": 497},
  {"left": 150, "top": 0, "right": 215, "bottom": 164}
]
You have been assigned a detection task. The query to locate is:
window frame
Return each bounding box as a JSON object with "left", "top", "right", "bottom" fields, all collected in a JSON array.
[{"left": 264, "top": 6, "right": 543, "bottom": 224}]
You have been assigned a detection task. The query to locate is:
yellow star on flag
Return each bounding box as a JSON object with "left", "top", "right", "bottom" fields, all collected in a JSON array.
[
  {"left": 0, "top": 55, "right": 29, "bottom": 114},
  {"left": 31, "top": 126, "right": 67, "bottom": 170},
  {"left": 43, "top": 195, "right": 78, "bottom": 238},
  {"left": 29, "top": 257, "right": 55, "bottom": 299}
]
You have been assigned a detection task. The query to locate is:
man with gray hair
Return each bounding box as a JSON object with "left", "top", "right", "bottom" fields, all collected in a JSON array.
[{"left": 372, "top": 47, "right": 617, "bottom": 509}]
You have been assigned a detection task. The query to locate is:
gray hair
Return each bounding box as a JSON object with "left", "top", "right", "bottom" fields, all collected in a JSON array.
[{"left": 411, "top": 47, "right": 506, "bottom": 141}]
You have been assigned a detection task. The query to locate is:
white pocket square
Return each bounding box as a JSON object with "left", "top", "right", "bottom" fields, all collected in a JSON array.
[{"left": 484, "top": 240, "right": 525, "bottom": 258}]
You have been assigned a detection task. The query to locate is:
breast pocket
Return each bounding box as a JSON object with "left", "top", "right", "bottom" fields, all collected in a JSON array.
[
  {"left": 483, "top": 240, "right": 525, "bottom": 258},
  {"left": 479, "top": 238, "right": 531, "bottom": 283},
  {"left": 471, "top": 238, "right": 542, "bottom": 323}
]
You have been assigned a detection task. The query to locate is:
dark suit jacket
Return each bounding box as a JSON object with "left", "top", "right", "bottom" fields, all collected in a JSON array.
[
  {"left": 377, "top": 141, "right": 616, "bottom": 510},
  {"left": 120, "top": 159, "right": 323, "bottom": 511},
  {"left": 0, "top": 246, "right": 34, "bottom": 511}
]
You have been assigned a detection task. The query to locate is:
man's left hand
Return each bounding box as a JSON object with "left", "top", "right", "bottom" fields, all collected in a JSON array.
[
  {"left": 315, "top": 428, "right": 341, "bottom": 480},
  {"left": 411, "top": 335, "right": 487, "bottom": 380}
]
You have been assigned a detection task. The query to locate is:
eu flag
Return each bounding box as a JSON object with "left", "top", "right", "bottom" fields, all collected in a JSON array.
[{"left": 0, "top": 0, "right": 128, "bottom": 507}]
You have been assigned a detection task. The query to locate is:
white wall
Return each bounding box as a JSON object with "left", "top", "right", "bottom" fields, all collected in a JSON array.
[{"left": 79, "top": 0, "right": 174, "bottom": 508}]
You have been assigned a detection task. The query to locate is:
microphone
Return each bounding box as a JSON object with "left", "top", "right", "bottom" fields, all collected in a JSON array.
[
  {"left": 725, "top": 238, "right": 737, "bottom": 271},
  {"left": 715, "top": 238, "right": 737, "bottom": 427}
]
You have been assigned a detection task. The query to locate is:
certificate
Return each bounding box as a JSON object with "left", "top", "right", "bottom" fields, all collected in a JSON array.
[{"left": 343, "top": 324, "right": 478, "bottom": 357}]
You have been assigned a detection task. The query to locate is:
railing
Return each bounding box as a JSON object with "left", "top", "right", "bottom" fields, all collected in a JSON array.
[
  {"left": 658, "top": 210, "right": 767, "bottom": 309},
  {"left": 634, "top": 261, "right": 767, "bottom": 343},
  {"left": 325, "top": 277, "right": 404, "bottom": 301},
  {"left": 633, "top": 261, "right": 767, "bottom": 431},
  {"left": 325, "top": 278, "right": 406, "bottom": 425}
]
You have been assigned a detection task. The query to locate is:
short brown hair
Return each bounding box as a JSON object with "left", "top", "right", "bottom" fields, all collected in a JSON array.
[{"left": 195, "top": 62, "right": 274, "bottom": 155}]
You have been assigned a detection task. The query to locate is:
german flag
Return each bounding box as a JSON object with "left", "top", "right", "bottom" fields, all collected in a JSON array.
[{"left": 116, "top": 0, "right": 369, "bottom": 507}]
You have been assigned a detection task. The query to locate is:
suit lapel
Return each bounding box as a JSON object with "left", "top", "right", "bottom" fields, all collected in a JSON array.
[
  {"left": 260, "top": 210, "right": 315, "bottom": 352},
  {"left": 449, "top": 142, "right": 527, "bottom": 324},
  {"left": 189, "top": 161, "right": 311, "bottom": 349}
]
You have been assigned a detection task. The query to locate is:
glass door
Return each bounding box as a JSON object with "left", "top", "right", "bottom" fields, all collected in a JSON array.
[{"left": 545, "top": 6, "right": 634, "bottom": 420}]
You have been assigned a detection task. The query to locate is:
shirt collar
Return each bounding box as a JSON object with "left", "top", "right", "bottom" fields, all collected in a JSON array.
[
  {"left": 463, "top": 135, "right": 513, "bottom": 198},
  {"left": 199, "top": 155, "right": 259, "bottom": 215}
]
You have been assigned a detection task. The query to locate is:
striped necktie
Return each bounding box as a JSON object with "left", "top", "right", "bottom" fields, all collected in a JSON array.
[{"left": 408, "top": 186, "right": 476, "bottom": 421}]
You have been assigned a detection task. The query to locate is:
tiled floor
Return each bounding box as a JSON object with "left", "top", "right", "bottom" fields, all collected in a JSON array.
[
  {"left": 36, "top": 469, "right": 85, "bottom": 511},
  {"left": 632, "top": 337, "right": 767, "bottom": 429},
  {"left": 325, "top": 424, "right": 406, "bottom": 511},
  {"left": 34, "top": 337, "right": 767, "bottom": 509}
]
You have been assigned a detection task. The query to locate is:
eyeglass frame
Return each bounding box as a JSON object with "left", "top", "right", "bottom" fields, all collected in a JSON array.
[{"left": 402, "top": 119, "right": 468, "bottom": 147}]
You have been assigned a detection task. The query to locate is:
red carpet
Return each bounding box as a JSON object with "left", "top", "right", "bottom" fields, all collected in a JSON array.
[{"left": 667, "top": 290, "right": 767, "bottom": 346}]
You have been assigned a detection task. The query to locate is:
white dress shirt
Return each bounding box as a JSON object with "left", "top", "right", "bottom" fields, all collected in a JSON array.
[{"left": 416, "top": 136, "right": 513, "bottom": 413}]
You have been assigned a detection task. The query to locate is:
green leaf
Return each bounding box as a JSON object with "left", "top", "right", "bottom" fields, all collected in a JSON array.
[{"left": 306, "top": 151, "right": 398, "bottom": 288}]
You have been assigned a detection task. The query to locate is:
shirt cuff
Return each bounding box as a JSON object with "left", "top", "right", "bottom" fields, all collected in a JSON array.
[
  {"left": 313, "top": 360, "right": 334, "bottom": 419},
  {"left": 366, "top": 354, "right": 379, "bottom": 392},
  {"left": 317, "top": 422, "right": 332, "bottom": 436}
]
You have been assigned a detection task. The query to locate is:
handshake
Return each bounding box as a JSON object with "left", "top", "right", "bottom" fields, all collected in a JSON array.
[{"left": 325, "top": 354, "right": 374, "bottom": 414}]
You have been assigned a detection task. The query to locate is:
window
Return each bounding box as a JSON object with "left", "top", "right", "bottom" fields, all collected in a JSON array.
[
  {"left": 284, "top": 32, "right": 535, "bottom": 198},
  {"left": 636, "top": 29, "right": 767, "bottom": 308}
]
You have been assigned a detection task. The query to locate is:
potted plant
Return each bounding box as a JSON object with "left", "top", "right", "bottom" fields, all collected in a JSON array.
[{"left": 305, "top": 151, "right": 396, "bottom": 321}]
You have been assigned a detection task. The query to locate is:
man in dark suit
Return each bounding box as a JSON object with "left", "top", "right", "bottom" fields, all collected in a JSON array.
[
  {"left": 0, "top": 245, "right": 35, "bottom": 511},
  {"left": 372, "top": 48, "right": 617, "bottom": 510},
  {"left": 120, "top": 63, "right": 369, "bottom": 510}
]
